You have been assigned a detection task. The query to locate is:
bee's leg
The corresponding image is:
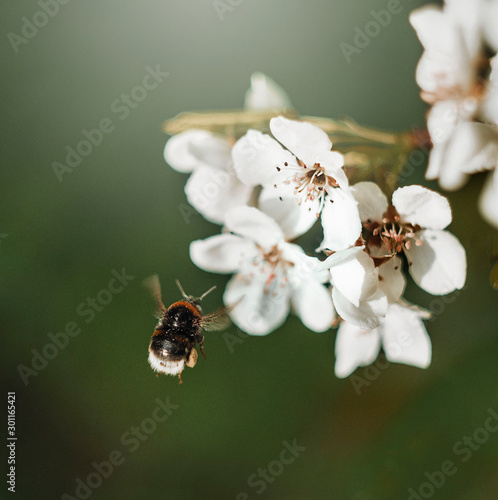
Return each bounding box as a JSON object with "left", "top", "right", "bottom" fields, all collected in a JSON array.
[
  {"left": 178, "top": 371, "right": 183, "bottom": 384},
  {"left": 199, "top": 343, "right": 207, "bottom": 359}
]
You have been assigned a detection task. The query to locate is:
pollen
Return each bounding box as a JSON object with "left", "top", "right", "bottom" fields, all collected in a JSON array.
[{"left": 366, "top": 206, "right": 422, "bottom": 256}]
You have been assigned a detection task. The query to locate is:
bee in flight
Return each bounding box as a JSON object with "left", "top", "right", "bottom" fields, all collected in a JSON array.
[{"left": 144, "top": 275, "right": 231, "bottom": 383}]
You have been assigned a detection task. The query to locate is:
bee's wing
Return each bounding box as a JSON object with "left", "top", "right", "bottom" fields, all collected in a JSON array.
[
  {"left": 143, "top": 274, "right": 166, "bottom": 318},
  {"left": 201, "top": 306, "right": 232, "bottom": 332},
  {"left": 201, "top": 296, "right": 244, "bottom": 331}
]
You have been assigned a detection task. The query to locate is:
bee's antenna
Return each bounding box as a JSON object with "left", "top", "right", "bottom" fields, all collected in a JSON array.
[
  {"left": 199, "top": 285, "right": 216, "bottom": 301},
  {"left": 175, "top": 279, "right": 189, "bottom": 299}
]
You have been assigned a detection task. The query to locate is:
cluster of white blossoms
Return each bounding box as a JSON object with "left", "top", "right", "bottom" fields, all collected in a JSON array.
[
  {"left": 410, "top": 0, "right": 498, "bottom": 228},
  {"left": 163, "top": 70, "right": 468, "bottom": 378}
]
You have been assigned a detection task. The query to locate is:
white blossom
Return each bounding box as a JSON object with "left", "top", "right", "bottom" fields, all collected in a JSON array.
[
  {"left": 334, "top": 303, "right": 432, "bottom": 378},
  {"left": 190, "top": 206, "right": 334, "bottom": 335},
  {"left": 232, "top": 116, "right": 361, "bottom": 245},
  {"left": 334, "top": 256, "right": 432, "bottom": 378},
  {"left": 410, "top": 0, "right": 488, "bottom": 190},
  {"left": 351, "top": 182, "right": 467, "bottom": 295}
]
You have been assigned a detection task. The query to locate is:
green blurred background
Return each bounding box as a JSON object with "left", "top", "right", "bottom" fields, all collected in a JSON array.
[{"left": 2, "top": 0, "right": 498, "bottom": 499}]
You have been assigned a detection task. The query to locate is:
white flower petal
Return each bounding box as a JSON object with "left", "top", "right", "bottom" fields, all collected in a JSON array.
[
  {"left": 410, "top": 6, "right": 453, "bottom": 55},
  {"left": 317, "top": 245, "right": 363, "bottom": 266},
  {"left": 484, "top": 1, "right": 498, "bottom": 52},
  {"left": 437, "top": 148, "right": 472, "bottom": 191},
  {"left": 185, "top": 166, "right": 253, "bottom": 224},
  {"left": 334, "top": 321, "right": 381, "bottom": 378},
  {"left": 232, "top": 130, "right": 295, "bottom": 187},
  {"left": 426, "top": 102, "right": 472, "bottom": 190},
  {"left": 378, "top": 256, "right": 406, "bottom": 303},
  {"left": 223, "top": 275, "right": 291, "bottom": 335},
  {"left": 329, "top": 249, "right": 377, "bottom": 306},
  {"left": 426, "top": 101, "right": 459, "bottom": 155},
  {"left": 316, "top": 150, "right": 344, "bottom": 171},
  {"left": 448, "top": 122, "right": 498, "bottom": 174},
  {"left": 405, "top": 229, "right": 467, "bottom": 295},
  {"left": 350, "top": 182, "right": 389, "bottom": 222},
  {"left": 291, "top": 279, "right": 334, "bottom": 332},
  {"left": 380, "top": 304, "right": 431, "bottom": 369},
  {"left": 332, "top": 287, "right": 388, "bottom": 330},
  {"left": 190, "top": 234, "right": 256, "bottom": 274},
  {"left": 482, "top": 58, "right": 498, "bottom": 125},
  {"left": 411, "top": 10, "right": 467, "bottom": 95},
  {"left": 270, "top": 117, "right": 332, "bottom": 167},
  {"left": 244, "top": 72, "right": 292, "bottom": 110},
  {"left": 224, "top": 206, "right": 284, "bottom": 247},
  {"left": 164, "top": 130, "right": 220, "bottom": 173},
  {"left": 479, "top": 169, "right": 498, "bottom": 229},
  {"left": 410, "top": 3, "right": 480, "bottom": 96},
  {"left": 259, "top": 183, "right": 320, "bottom": 240},
  {"left": 187, "top": 133, "right": 232, "bottom": 171},
  {"left": 281, "top": 243, "right": 329, "bottom": 284},
  {"left": 392, "top": 185, "right": 452, "bottom": 230},
  {"left": 320, "top": 189, "right": 362, "bottom": 252},
  {"left": 445, "top": 0, "right": 484, "bottom": 58}
]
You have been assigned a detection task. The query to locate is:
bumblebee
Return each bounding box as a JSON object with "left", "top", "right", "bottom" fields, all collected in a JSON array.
[{"left": 144, "top": 275, "right": 230, "bottom": 383}]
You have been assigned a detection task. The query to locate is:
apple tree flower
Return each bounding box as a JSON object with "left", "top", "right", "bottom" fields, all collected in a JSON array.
[
  {"left": 334, "top": 256, "right": 432, "bottom": 378},
  {"left": 190, "top": 206, "right": 334, "bottom": 335},
  {"left": 232, "top": 116, "right": 361, "bottom": 246},
  {"left": 350, "top": 182, "right": 467, "bottom": 295},
  {"left": 334, "top": 303, "right": 432, "bottom": 378},
  {"left": 410, "top": 0, "right": 488, "bottom": 190}
]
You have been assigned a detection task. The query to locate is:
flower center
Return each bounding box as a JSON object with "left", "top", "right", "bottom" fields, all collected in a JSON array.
[
  {"left": 252, "top": 244, "right": 295, "bottom": 295},
  {"left": 275, "top": 161, "right": 338, "bottom": 217},
  {"left": 364, "top": 206, "right": 422, "bottom": 260},
  {"left": 422, "top": 53, "right": 491, "bottom": 106}
]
